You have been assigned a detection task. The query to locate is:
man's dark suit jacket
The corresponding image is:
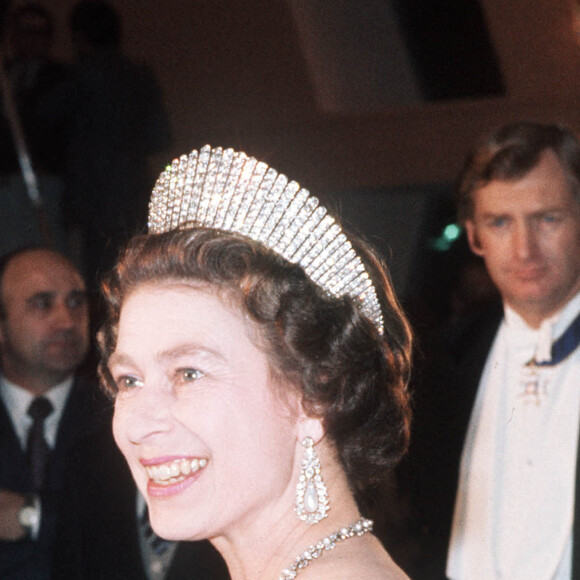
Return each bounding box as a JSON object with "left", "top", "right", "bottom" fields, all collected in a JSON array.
[
  {"left": 54, "top": 420, "right": 230, "bottom": 580},
  {"left": 402, "top": 303, "right": 580, "bottom": 579},
  {"left": 0, "top": 378, "right": 111, "bottom": 579}
]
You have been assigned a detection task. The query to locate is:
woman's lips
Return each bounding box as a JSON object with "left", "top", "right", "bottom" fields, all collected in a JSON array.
[{"left": 141, "top": 457, "right": 209, "bottom": 497}]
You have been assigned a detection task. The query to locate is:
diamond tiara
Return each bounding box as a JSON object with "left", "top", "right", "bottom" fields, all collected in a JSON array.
[{"left": 148, "top": 145, "right": 384, "bottom": 333}]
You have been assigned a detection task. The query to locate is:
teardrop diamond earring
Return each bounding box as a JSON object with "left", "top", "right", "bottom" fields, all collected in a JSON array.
[{"left": 295, "top": 437, "right": 329, "bottom": 524}]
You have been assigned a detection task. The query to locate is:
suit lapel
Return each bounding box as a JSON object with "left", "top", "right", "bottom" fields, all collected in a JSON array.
[
  {"left": 0, "top": 396, "right": 31, "bottom": 490},
  {"left": 45, "top": 378, "right": 111, "bottom": 491}
]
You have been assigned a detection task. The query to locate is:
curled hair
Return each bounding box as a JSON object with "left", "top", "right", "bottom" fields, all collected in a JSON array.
[
  {"left": 98, "top": 228, "right": 412, "bottom": 496},
  {"left": 456, "top": 122, "right": 580, "bottom": 223}
]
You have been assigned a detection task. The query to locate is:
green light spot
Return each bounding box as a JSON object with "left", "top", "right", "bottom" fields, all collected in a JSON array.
[{"left": 443, "top": 223, "right": 461, "bottom": 242}]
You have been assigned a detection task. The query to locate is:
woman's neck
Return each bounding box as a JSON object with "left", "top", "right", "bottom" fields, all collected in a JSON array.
[{"left": 211, "top": 460, "right": 363, "bottom": 580}]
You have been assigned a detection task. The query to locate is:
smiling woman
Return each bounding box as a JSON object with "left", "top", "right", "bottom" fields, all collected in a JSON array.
[{"left": 98, "top": 146, "right": 412, "bottom": 580}]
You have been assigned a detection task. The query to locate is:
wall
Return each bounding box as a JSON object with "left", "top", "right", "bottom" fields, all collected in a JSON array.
[{"left": 26, "top": 0, "right": 580, "bottom": 193}]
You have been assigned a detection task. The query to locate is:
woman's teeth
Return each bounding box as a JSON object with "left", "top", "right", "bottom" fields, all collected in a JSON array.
[{"left": 146, "top": 458, "right": 208, "bottom": 485}]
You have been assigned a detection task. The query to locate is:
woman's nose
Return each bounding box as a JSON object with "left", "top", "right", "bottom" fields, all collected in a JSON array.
[{"left": 115, "top": 386, "right": 174, "bottom": 444}]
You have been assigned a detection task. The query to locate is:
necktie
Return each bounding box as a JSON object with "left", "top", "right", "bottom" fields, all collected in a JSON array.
[{"left": 26, "top": 397, "right": 53, "bottom": 490}]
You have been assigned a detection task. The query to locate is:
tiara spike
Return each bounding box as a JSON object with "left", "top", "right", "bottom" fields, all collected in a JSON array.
[
  {"left": 168, "top": 155, "right": 186, "bottom": 231},
  {"left": 316, "top": 243, "right": 354, "bottom": 284},
  {"left": 255, "top": 170, "right": 290, "bottom": 243},
  {"left": 214, "top": 149, "right": 246, "bottom": 229},
  {"left": 197, "top": 146, "right": 223, "bottom": 224},
  {"left": 275, "top": 195, "right": 320, "bottom": 258},
  {"left": 148, "top": 146, "right": 384, "bottom": 334},
  {"left": 288, "top": 206, "right": 328, "bottom": 263},
  {"left": 261, "top": 180, "right": 298, "bottom": 243},
  {"left": 185, "top": 155, "right": 204, "bottom": 222},
  {"left": 304, "top": 225, "right": 343, "bottom": 271},
  {"left": 222, "top": 157, "right": 257, "bottom": 231},
  {"left": 180, "top": 152, "right": 197, "bottom": 226},
  {"left": 307, "top": 234, "right": 350, "bottom": 286},
  {"left": 204, "top": 147, "right": 233, "bottom": 225},
  {"left": 297, "top": 216, "right": 336, "bottom": 268},
  {"left": 245, "top": 167, "right": 278, "bottom": 236},
  {"left": 234, "top": 161, "right": 269, "bottom": 234},
  {"left": 269, "top": 187, "right": 310, "bottom": 250}
]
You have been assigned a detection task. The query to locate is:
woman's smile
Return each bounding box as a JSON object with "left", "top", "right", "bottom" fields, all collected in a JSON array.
[
  {"left": 143, "top": 456, "right": 209, "bottom": 498},
  {"left": 143, "top": 457, "right": 209, "bottom": 485}
]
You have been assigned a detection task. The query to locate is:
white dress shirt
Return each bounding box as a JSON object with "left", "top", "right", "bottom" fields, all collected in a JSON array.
[{"left": 447, "top": 292, "right": 580, "bottom": 580}]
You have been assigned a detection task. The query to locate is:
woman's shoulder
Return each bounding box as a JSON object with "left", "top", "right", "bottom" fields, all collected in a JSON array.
[{"left": 297, "top": 535, "right": 409, "bottom": 580}]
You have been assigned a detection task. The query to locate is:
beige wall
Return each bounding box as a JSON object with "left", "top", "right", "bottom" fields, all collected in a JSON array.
[{"left": 29, "top": 0, "right": 580, "bottom": 193}]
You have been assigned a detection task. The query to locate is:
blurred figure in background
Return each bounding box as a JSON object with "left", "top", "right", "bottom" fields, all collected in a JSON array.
[
  {"left": 63, "top": 0, "right": 171, "bottom": 289},
  {"left": 0, "top": 2, "right": 71, "bottom": 255}
]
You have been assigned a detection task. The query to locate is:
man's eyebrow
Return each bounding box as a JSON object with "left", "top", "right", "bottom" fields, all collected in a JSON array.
[
  {"left": 26, "top": 291, "right": 54, "bottom": 304},
  {"left": 531, "top": 207, "right": 565, "bottom": 215},
  {"left": 476, "top": 212, "right": 506, "bottom": 223}
]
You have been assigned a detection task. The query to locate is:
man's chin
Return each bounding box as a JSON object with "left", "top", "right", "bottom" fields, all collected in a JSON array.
[
  {"left": 508, "top": 290, "right": 567, "bottom": 319},
  {"left": 505, "top": 277, "right": 550, "bottom": 300}
]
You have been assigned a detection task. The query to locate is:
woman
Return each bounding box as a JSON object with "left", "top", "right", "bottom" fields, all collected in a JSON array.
[{"left": 99, "top": 146, "right": 412, "bottom": 579}]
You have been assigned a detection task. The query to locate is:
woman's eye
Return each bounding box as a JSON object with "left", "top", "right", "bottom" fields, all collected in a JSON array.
[
  {"left": 180, "top": 368, "right": 204, "bottom": 382},
  {"left": 116, "top": 375, "right": 143, "bottom": 390}
]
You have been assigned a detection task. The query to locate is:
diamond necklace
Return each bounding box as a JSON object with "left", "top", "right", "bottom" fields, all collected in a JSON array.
[{"left": 278, "top": 517, "right": 373, "bottom": 579}]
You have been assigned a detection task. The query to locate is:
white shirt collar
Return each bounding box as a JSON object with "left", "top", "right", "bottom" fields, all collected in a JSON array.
[
  {"left": 503, "top": 291, "right": 580, "bottom": 363},
  {"left": 0, "top": 375, "right": 74, "bottom": 449}
]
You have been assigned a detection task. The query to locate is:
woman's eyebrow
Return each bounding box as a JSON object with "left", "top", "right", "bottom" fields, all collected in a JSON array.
[{"left": 156, "top": 343, "right": 226, "bottom": 363}]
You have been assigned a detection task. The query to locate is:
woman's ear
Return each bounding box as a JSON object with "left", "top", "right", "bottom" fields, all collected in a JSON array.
[{"left": 297, "top": 413, "right": 325, "bottom": 446}]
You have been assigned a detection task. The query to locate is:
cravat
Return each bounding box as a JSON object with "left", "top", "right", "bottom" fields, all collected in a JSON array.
[
  {"left": 533, "top": 310, "right": 580, "bottom": 366},
  {"left": 26, "top": 397, "right": 53, "bottom": 490}
]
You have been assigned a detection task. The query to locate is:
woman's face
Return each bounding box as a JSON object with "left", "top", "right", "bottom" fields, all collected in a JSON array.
[{"left": 110, "top": 283, "right": 304, "bottom": 541}]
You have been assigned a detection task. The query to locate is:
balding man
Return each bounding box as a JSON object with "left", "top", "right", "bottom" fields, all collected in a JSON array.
[{"left": 0, "top": 247, "right": 108, "bottom": 579}]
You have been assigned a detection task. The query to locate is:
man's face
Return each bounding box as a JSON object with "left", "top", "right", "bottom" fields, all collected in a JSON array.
[
  {"left": 0, "top": 249, "right": 89, "bottom": 393},
  {"left": 465, "top": 150, "right": 580, "bottom": 328}
]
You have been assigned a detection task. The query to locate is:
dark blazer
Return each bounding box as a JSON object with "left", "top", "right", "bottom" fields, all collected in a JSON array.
[
  {"left": 54, "top": 421, "right": 230, "bottom": 580},
  {"left": 0, "top": 378, "right": 111, "bottom": 580},
  {"left": 401, "top": 303, "right": 580, "bottom": 579}
]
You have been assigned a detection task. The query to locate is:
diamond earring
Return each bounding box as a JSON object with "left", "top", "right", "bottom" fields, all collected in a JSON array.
[{"left": 295, "top": 437, "right": 329, "bottom": 524}]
